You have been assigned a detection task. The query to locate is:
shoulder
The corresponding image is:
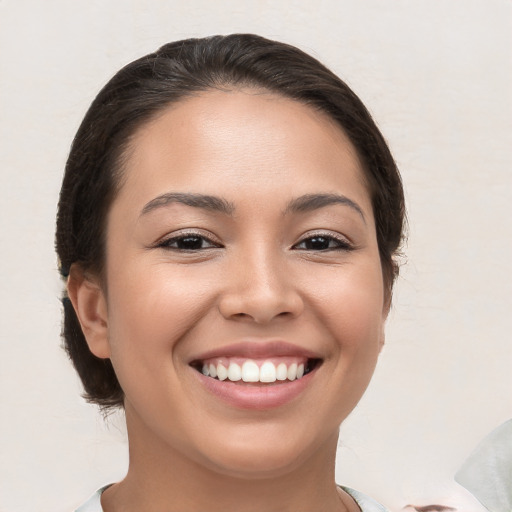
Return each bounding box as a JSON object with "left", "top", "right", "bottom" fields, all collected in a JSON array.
[
  {"left": 340, "top": 486, "right": 390, "bottom": 512},
  {"left": 74, "top": 485, "right": 112, "bottom": 512}
]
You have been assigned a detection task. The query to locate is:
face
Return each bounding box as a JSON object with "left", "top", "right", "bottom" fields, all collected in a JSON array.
[{"left": 74, "top": 89, "right": 387, "bottom": 478}]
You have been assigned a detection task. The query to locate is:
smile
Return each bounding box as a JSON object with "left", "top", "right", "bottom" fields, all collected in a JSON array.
[
  {"left": 189, "top": 341, "right": 323, "bottom": 409},
  {"left": 196, "top": 357, "right": 320, "bottom": 383}
]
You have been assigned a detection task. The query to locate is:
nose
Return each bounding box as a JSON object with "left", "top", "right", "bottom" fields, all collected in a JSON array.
[{"left": 218, "top": 249, "right": 304, "bottom": 324}]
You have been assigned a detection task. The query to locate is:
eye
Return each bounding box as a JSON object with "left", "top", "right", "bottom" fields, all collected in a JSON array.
[
  {"left": 292, "top": 233, "right": 353, "bottom": 251},
  {"left": 157, "top": 233, "right": 222, "bottom": 251}
]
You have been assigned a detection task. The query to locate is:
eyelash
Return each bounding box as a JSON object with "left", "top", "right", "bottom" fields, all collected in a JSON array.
[
  {"left": 292, "top": 232, "right": 354, "bottom": 252},
  {"left": 156, "top": 231, "right": 222, "bottom": 251},
  {"left": 156, "top": 231, "right": 353, "bottom": 252}
]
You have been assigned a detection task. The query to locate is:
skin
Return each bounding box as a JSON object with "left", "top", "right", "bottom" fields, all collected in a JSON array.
[{"left": 68, "top": 89, "right": 387, "bottom": 512}]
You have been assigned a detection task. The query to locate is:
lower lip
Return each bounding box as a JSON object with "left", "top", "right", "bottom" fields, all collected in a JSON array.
[{"left": 194, "top": 370, "right": 316, "bottom": 410}]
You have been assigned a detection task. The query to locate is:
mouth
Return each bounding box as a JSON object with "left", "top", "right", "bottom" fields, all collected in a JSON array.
[
  {"left": 190, "top": 357, "right": 322, "bottom": 384},
  {"left": 188, "top": 341, "right": 323, "bottom": 409}
]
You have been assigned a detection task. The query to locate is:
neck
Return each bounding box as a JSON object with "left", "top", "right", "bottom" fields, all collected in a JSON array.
[{"left": 101, "top": 409, "right": 351, "bottom": 512}]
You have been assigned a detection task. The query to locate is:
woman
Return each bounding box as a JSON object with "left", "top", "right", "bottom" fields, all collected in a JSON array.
[{"left": 56, "top": 34, "right": 405, "bottom": 512}]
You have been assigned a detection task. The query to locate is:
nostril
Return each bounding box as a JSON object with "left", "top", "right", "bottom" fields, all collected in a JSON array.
[
  {"left": 225, "top": 310, "right": 294, "bottom": 324},
  {"left": 229, "top": 312, "right": 259, "bottom": 323}
]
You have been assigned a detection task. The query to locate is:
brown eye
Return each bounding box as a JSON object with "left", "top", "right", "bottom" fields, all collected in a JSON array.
[
  {"left": 303, "top": 236, "right": 331, "bottom": 250},
  {"left": 159, "top": 234, "right": 222, "bottom": 251},
  {"left": 293, "top": 235, "right": 353, "bottom": 251}
]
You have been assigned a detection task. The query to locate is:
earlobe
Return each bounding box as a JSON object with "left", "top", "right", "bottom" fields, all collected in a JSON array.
[
  {"left": 379, "top": 330, "right": 386, "bottom": 352},
  {"left": 67, "top": 265, "right": 111, "bottom": 359},
  {"left": 380, "top": 292, "right": 391, "bottom": 352},
  {"left": 378, "top": 310, "right": 387, "bottom": 353}
]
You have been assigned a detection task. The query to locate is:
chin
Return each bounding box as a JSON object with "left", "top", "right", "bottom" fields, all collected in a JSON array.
[
  {"left": 194, "top": 423, "right": 337, "bottom": 481},
  {"left": 205, "top": 448, "right": 309, "bottom": 480}
]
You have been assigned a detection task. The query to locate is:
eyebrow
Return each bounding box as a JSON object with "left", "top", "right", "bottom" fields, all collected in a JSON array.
[
  {"left": 140, "top": 191, "right": 365, "bottom": 222},
  {"left": 284, "top": 193, "right": 366, "bottom": 222},
  {"left": 141, "top": 192, "right": 235, "bottom": 216}
]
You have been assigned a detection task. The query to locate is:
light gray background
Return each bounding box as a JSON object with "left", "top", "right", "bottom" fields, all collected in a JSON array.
[{"left": 0, "top": 1, "right": 510, "bottom": 511}]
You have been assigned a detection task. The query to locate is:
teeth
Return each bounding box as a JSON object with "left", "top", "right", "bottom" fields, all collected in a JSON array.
[
  {"left": 199, "top": 359, "right": 312, "bottom": 383},
  {"left": 217, "top": 363, "right": 228, "bottom": 381},
  {"left": 287, "top": 363, "right": 298, "bottom": 381},
  {"left": 241, "top": 361, "right": 259, "bottom": 382},
  {"left": 276, "top": 363, "right": 288, "bottom": 381},
  {"left": 259, "top": 361, "right": 276, "bottom": 383},
  {"left": 227, "top": 362, "right": 242, "bottom": 382}
]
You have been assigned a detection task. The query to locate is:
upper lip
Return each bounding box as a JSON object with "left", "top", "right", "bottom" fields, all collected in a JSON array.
[{"left": 189, "top": 340, "right": 322, "bottom": 363}]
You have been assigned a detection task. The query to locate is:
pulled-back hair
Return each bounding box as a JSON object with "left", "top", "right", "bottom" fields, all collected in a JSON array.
[{"left": 55, "top": 34, "right": 405, "bottom": 410}]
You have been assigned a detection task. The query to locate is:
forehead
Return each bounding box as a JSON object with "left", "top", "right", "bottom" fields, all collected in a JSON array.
[{"left": 116, "top": 88, "right": 371, "bottom": 214}]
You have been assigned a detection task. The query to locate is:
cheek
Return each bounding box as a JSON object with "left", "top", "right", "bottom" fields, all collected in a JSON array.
[
  {"left": 305, "top": 259, "right": 385, "bottom": 399},
  {"left": 104, "top": 263, "right": 213, "bottom": 365},
  {"left": 307, "top": 261, "right": 385, "bottom": 342}
]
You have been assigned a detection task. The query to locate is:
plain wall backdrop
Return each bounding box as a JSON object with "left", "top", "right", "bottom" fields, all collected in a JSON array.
[{"left": 0, "top": 1, "right": 510, "bottom": 511}]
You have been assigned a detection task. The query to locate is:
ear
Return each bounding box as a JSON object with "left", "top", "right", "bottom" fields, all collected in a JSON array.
[
  {"left": 67, "top": 264, "right": 111, "bottom": 359},
  {"left": 378, "top": 325, "right": 386, "bottom": 352},
  {"left": 379, "top": 303, "right": 389, "bottom": 353}
]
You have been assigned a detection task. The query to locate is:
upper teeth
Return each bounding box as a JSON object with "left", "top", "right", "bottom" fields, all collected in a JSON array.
[{"left": 201, "top": 359, "right": 306, "bottom": 383}]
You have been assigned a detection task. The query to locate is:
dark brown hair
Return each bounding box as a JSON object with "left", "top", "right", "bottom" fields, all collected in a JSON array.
[{"left": 56, "top": 34, "right": 405, "bottom": 410}]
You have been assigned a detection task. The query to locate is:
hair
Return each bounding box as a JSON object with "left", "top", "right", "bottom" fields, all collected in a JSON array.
[{"left": 56, "top": 33, "right": 406, "bottom": 410}]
